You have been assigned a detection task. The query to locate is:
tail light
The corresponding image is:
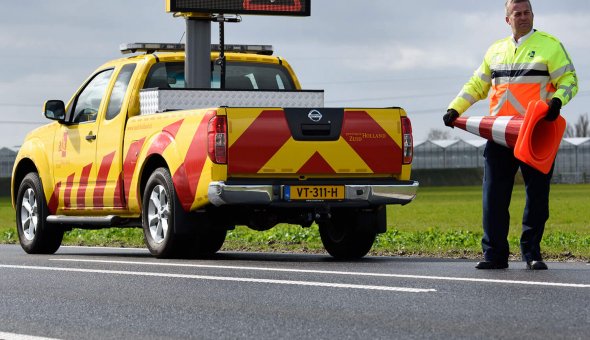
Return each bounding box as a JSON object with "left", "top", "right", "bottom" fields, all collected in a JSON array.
[
  {"left": 208, "top": 115, "right": 227, "bottom": 164},
  {"left": 401, "top": 117, "right": 413, "bottom": 164}
]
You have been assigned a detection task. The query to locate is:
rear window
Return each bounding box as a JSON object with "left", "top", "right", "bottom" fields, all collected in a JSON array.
[{"left": 143, "top": 61, "right": 295, "bottom": 90}]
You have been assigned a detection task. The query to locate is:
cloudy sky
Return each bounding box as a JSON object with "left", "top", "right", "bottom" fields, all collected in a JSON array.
[{"left": 1, "top": 0, "right": 589, "bottom": 149}]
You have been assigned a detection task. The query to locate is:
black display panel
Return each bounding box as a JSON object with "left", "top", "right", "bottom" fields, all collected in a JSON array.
[{"left": 167, "top": 0, "right": 310, "bottom": 16}]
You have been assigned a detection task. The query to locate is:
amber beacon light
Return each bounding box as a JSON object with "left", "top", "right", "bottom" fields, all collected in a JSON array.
[
  {"left": 166, "top": 0, "right": 311, "bottom": 16},
  {"left": 453, "top": 100, "right": 566, "bottom": 174}
]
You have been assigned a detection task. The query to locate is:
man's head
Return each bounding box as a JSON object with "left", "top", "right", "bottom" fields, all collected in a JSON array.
[{"left": 505, "top": 0, "right": 534, "bottom": 40}]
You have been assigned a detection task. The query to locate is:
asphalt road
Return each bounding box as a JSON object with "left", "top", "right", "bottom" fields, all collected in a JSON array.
[{"left": 0, "top": 244, "right": 588, "bottom": 340}]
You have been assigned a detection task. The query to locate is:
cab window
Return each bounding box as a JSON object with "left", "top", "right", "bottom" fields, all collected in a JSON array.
[
  {"left": 212, "top": 62, "right": 295, "bottom": 90},
  {"left": 71, "top": 69, "right": 114, "bottom": 123},
  {"left": 144, "top": 63, "right": 185, "bottom": 89},
  {"left": 106, "top": 64, "right": 137, "bottom": 120},
  {"left": 143, "top": 61, "right": 295, "bottom": 90}
]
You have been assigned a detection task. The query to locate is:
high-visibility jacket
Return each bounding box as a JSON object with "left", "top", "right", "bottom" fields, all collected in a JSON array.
[{"left": 449, "top": 30, "right": 578, "bottom": 116}]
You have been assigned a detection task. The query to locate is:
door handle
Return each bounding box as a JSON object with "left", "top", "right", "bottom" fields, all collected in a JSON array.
[{"left": 85, "top": 134, "right": 97, "bottom": 141}]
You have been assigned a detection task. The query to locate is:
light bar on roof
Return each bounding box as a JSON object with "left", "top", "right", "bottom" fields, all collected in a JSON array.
[
  {"left": 166, "top": 0, "right": 310, "bottom": 17},
  {"left": 211, "top": 44, "right": 273, "bottom": 55},
  {"left": 120, "top": 43, "right": 185, "bottom": 54},
  {"left": 120, "top": 43, "right": 274, "bottom": 55}
]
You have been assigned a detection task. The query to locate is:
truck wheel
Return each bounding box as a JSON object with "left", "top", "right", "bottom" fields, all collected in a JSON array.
[
  {"left": 142, "top": 167, "right": 184, "bottom": 258},
  {"left": 319, "top": 211, "right": 377, "bottom": 260},
  {"left": 16, "top": 173, "right": 63, "bottom": 254},
  {"left": 175, "top": 228, "right": 227, "bottom": 258},
  {"left": 195, "top": 228, "right": 227, "bottom": 255}
]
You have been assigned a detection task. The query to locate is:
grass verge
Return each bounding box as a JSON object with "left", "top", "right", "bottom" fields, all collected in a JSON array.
[{"left": 1, "top": 184, "right": 589, "bottom": 261}]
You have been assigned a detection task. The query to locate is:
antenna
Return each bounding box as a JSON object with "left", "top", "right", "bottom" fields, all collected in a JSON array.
[{"left": 212, "top": 15, "right": 242, "bottom": 89}]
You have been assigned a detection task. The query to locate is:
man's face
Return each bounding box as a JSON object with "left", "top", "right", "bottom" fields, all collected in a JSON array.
[{"left": 506, "top": 2, "right": 534, "bottom": 37}]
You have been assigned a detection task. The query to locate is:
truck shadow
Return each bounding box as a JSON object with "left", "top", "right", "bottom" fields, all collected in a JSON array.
[{"left": 54, "top": 246, "right": 465, "bottom": 264}]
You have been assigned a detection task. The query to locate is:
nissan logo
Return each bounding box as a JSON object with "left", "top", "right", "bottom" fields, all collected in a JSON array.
[{"left": 308, "top": 109, "right": 322, "bottom": 122}]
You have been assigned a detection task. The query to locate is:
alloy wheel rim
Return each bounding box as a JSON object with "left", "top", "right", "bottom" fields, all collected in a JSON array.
[
  {"left": 20, "top": 188, "right": 38, "bottom": 241},
  {"left": 147, "top": 185, "right": 170, "bottom": 244}
]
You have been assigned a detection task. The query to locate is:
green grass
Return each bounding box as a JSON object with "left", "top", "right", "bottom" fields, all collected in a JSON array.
[{"left": 1, "top": 184, "right": 589, "bottom": 260}]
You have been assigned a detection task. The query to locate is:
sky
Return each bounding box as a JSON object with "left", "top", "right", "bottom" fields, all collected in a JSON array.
[{"left": 1, "top": 0, "right": 589, "bottom": 149}]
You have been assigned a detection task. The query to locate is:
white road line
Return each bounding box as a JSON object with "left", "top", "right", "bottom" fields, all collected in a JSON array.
[
  {"left": 0, "top": 264, "right": 435, "bottom": 293},
  {"left": 51, "top": 258, "right": 590, "bottom": 289},
  {"left": 0, "top": 331, "right": 60, "bottom": 340}
]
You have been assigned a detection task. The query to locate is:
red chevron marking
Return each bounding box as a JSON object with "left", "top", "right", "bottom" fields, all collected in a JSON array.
[
  {"left": 297, "top": 152, "right": 335, "bottom": 174},
  {"left": 123, "top": 137, "right": 146, "bottom": 206},
  {"left": 228, "top": 110, "right": 292, "bottom": 174},
  {"left": 76, "top": 164, "right": 92, "bottom": 208},
  {"left": 93, "top": 152, "right": 115, "bottom": 208},
  {"left": 48, "top": 182, "right": 61, "bottom": 215},
  {"left": 173, "top": 111, "right": 216, "bottom": 211},
  {"left": 342, "top": 111, "right": 402, "bottom": 173},
  {"left": 64, "top": 174, "right": 75, "bottom": 208}
]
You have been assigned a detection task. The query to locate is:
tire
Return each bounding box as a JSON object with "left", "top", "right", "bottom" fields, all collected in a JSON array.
[
  {"left": 16, "top": 173, "right": 63, "bottom": 254},
  {"left": 319, "top": 210, "right": 377, "bottom": 260},
  {"left": 175, "top": 228, "right": 227, "bottom": 259},
  {"left": 142, "top": 167, "right": 183, "bottom": 258},
  {"left": 142, "top": 167, "right": 227, "bottom": 258},
  {"left": 195, "top": 228, "right": 227, "bottom": 255}
]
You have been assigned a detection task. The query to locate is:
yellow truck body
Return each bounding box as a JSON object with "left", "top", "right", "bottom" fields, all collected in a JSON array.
[{"left": 12, "top": 45, "right": 418, "bottom": 259}]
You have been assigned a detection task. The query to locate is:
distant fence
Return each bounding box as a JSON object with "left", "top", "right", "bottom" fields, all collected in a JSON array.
[{"left": 413, "top": 138, "right": 590, "bottom": 185}]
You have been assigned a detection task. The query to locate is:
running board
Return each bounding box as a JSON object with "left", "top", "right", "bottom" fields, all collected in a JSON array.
[{"left": 46, "top": 215, "right": 142, "bottom": 229}]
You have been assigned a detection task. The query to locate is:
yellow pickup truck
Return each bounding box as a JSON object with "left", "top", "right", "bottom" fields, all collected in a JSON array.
[{"left": 12, "top": 43, "right": 418, "bottom": 259}]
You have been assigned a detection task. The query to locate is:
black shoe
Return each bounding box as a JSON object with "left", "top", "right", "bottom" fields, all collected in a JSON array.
[
  {"left": 526, "top": 260, "right": 548, "bottom": 270},
  {"left": 475, "top": 261, "right": 509, "bottom": 269}
]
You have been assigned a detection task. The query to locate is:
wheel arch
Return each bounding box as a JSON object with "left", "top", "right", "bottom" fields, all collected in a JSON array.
[
  {"left": 138, "top": 154, "right": 169, "bottom": 206},
  {"left": 11, "top": 138, "right": 55, "bottom": 208}
]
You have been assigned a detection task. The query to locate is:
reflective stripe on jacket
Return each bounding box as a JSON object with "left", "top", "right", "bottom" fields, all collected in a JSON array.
[{"left": 449, "top": 30, "right": 578, "bottom": 116}]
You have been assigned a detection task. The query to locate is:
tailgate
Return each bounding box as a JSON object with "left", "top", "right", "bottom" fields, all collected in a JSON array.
[{"left": 225, "top": 107, "right": 406, "bottom": 177}]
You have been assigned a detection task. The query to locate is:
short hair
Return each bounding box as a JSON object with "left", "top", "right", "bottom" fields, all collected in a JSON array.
[{"left": 505, "top": 0, "right": 533, "bottom": 16}]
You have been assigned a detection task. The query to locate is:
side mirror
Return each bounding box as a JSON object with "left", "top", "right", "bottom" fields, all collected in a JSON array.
[{"left": 43, "top": 100, "right": 66, "bottom": 122}]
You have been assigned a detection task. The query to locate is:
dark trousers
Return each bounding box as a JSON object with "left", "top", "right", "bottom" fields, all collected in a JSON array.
[{"left": 482, "top": 141, "right": 554, "bottom": 262}]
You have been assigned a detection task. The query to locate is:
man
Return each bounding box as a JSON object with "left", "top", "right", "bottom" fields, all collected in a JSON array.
[{"left": 443, "top": 0, "right": 578, "bottom": 270}]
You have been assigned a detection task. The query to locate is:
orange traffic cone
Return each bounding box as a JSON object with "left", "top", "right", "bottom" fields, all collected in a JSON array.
[{"left": 453, "top": 100, "right": 566, "bottom": 174}]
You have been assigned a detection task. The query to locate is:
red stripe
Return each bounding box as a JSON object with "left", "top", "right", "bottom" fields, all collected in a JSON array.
[
  {"left": 479, "top": 116, "right": 496, "bottom": 142},
  {"left": 297, "top": 152, "right": 335, "bottom": 174},
  {"left": 164, "top": 119, "right": 183, "bottom": 138},
  {"left": 144, "top": 120, "right": 185, "bottom": 160},
  {"left": 93, "top": 152, "right": 115, "bottom": 208},
  {"left": 77, "top": 164, "right": 92, "bottom": 208},
  {"left": 341, "top": 111, "right": 402, "bottom": 173},
  {"left": 173, "top": 111, "right": 215, "bottom": 211},
  {"left": 48, "top": 182, "right": 61, "bottom": 215},
  {"left": 228, "top": 110, "right": 292, "bottom": 174},
  {"left": 113, "top": 172, "right": 124, "bottom": 209},
  {"left": 123, "top": 137, "right": 146, "bottom": 205},
  {"left": 172, "top": 164, "right": 191, "bottom": 211},
  {"left": 453, "top": 117, "right": 468, "bottom": 130},
  {"left": 505, "top": 116, "right": 524, "bottom": 148},
  {"left": 63, "top": 174, "right": 75, "bottom": 208}
]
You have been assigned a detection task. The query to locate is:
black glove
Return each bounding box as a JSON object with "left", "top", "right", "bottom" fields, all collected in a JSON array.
[
  {"left": 545, "top": 98, "right": 562, "bottom": 121},
  {"left": 443, "top": 109, "right": 460, "bottom": 128}
]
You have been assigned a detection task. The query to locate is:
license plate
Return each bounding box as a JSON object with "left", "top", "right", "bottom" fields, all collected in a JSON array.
[{"left": 284, "top": 185, "right": 345, "bottom": 201}]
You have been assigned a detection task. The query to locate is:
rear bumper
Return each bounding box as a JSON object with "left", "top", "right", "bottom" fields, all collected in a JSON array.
[{"left": 208, "top": 181, "right": 419, "bottom": 207}]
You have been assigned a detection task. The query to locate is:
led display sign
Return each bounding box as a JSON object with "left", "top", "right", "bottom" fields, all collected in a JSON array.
[{"left": 166, "top": 0, "right": 310, "bottom": 16}]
